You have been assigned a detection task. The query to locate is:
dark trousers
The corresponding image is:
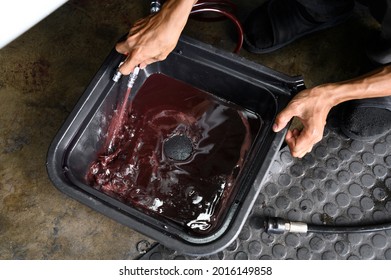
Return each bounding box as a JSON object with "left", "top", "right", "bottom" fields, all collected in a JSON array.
[{"left": 297, "top": 0, "right": 391, "bottom": 40}]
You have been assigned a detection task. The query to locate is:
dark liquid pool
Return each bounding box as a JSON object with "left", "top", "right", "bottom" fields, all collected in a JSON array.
[{"left": 87, "top": 73, "right": 262, "bottom": 235}]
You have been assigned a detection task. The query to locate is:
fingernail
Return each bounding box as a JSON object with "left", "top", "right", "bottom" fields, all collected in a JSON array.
[{"left": 272, "top": 123, "right": 278, "bottom": 132}]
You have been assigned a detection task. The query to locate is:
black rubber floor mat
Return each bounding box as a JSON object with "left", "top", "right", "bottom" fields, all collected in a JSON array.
[{"left": 140, "top": 125, "right": 391, "bottom": 260}]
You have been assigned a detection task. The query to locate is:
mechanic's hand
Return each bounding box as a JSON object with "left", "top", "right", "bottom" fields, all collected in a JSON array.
[
  {"left": 115, "top": 0, "right": 194, "bottom": 74},
  {"left": 272, "top": 86, "right": 333, "bottom": 158}
]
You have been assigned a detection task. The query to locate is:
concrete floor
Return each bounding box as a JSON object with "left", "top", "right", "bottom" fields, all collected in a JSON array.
[{"left": 0, "top": 0, "right": 381, "bottom": 259}]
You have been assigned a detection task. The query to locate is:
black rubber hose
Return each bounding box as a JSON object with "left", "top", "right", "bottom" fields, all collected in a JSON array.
[
  {"left": 307, "top": 222, "right": 391, "bottom": 234},
  {"left": 265, "top": 217, "right": 391, "bottom": 234}
]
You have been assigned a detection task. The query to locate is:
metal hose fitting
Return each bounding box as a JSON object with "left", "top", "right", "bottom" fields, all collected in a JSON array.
[
  {"left": 127, "top": 66, "right": 140, "bottom": 88},
  {"left": 150, "top": 0, "right": 161, "bottom": 13}
]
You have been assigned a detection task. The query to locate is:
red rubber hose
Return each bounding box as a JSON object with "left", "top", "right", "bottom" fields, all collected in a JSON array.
[{"left": 190, "top": 0, "right": 244, "bottom": 53}]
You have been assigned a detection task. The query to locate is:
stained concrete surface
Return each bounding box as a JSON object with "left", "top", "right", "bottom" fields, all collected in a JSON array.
[{"left": 0, "top": 0, "right": 381, "bottom": 259}]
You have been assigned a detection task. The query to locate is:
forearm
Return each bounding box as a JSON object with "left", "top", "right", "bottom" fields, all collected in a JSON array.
[{"left": 319, "top": 65, "right": 391, "bottom": 107}]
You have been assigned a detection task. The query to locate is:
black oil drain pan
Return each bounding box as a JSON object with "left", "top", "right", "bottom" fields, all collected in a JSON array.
[{"left": 46, "top": 36, "right": 304, "bottom": 256}]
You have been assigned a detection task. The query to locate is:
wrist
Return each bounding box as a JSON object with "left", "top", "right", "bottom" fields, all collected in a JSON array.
[
  {"left": 312, "top": 81, "right": 365, "bottom": 109},
  {"left": 161, "top": 0, "right": 196, "bottom": 32},
  {"left": 308, "top": 84, "right": 338, "bottom": 112}
]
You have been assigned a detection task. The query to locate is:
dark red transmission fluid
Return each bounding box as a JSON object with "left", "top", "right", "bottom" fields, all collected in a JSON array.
[{"left": 87, "top": 73, "right": 262, "bottom": 234}]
